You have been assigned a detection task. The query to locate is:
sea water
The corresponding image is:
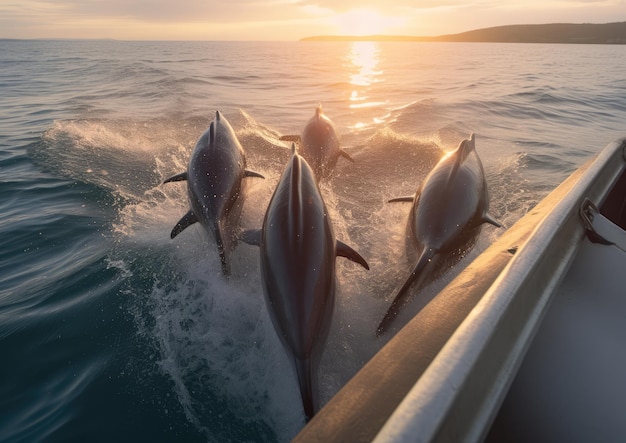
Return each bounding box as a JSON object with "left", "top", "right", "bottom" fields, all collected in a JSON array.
[{"left": 1, "top": 40, "right": 626, "bottom": 442}]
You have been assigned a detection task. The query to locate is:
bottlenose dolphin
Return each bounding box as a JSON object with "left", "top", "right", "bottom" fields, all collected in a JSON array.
[
  {"left": 242, "top": 144, "right": 369, "bottom": 420},
  {"left": 163, "top": 110, "right": 263, "bottom": 276},
  {"left": 376, "top": 134, "right": 501, "bottom": 336},
  {"left": 280, "top": 105, "right": 353, "bottom": 181}
]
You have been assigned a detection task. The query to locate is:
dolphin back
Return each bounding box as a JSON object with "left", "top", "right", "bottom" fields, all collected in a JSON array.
[{"left": 259, "top": 150, "right": 336, "bottom": 418}]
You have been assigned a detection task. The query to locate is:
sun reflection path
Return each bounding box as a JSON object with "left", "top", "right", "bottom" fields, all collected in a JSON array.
[
  {"left": 349, "top": 41, "right": 382, "bottom": 87},
  {"left": 346, "top": 42, "right": 389, "bottom": 130}
]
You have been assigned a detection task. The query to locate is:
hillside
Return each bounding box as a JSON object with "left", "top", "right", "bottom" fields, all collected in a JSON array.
[{"left": 302, "top": 22, "right": 626, "bottom": 44}]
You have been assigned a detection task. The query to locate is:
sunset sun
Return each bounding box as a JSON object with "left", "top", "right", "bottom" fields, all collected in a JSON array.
[{"left": 330, "top": 8, "right": 407, "bottom": 36}]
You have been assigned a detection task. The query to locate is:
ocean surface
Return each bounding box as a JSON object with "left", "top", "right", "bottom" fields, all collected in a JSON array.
[{"left": 1, "top": 39, "right": 625, "bottom": 442}]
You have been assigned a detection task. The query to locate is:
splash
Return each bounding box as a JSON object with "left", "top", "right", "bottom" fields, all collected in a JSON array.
[{"left": 34, "top": 108, "right": 527, "bottom": 440}]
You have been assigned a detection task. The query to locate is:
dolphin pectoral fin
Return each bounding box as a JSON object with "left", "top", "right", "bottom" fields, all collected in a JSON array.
[
  {"left": 340, "top": 149, "right": 355, "bottom": 163},
  {"left": 483, "top": 213, "right": 503, "bottom": 228},
  {"left": 280, "top": 135, "right": 301, "bottom": 144},
  {"left": 240, "top": 229, "right": 262, "bottom": 246},
  {"left": 376, "top": 249, "right": 435, "bottom": 337},
  {"left": 170, "top": 210, "right": 197, "bottom": 239},
  {"left": 163, "top": 172, "right": 188, "bottom": 184},
  {"left": 388, "top": 195, "right": 415, "bottom": 203},
  {"left": 336, "top": 240, "right": 370, "bottom": 270},
  {"left": 244, "top": 169, "right": 265, "bottom": 179}
]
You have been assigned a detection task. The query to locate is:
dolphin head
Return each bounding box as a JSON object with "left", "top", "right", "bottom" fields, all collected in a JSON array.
[
  {"left": 315, "top": 104, "right": 323, "bottom": 118},
  {"left": 192, "top": 120, "right": 214, "bottom": 153},
  {"left": 312, "top": 104, "right": 333, "bottom": 128},
  {"left": 300, "top": 105, "right": 342, "bottom": 181},
  {"left": 454, "top": 133, "right": 476, "bottom": 164}
]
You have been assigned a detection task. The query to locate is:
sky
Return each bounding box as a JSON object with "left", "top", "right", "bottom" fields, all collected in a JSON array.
[{"left": 1, "top": 0, "right": 624, "bottom": 41}]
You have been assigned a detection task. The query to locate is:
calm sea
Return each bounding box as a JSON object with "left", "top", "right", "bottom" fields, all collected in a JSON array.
[{"left": 1, "top": 40, "right": 625, "bottom": 442}]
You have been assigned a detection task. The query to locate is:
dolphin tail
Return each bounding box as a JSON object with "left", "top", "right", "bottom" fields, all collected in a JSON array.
[
  {"left": 244, "top": 169, "right": 265, "bottom": 179},
  {"left": 163, "top": 172, "right": 188, "bottom": 184},
  {"left": 336, "top": 240, "right": 369, "bottom": 270},
  {"left": 340, "top": 149, "right": 355, "bottom": 163},
  {"left": 213, "top": 221, "right": 231, "bottom": 276},
  {"left": 376, "top": 248, "right": 436, "bottom": 337},
  {"left": 294, "top": 357, "right": 317, "bottom": 422},
  {"left": 170, "top": 210, "right": 197, "bottom": 239},
  {"left": 280, "top": 135, "right": 301, "bottom": 144}
]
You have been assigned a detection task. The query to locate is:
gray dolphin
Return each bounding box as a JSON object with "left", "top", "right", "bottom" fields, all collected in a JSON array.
[
  {"left": 163, "top": 110, "right": 263, "bottom": 276},
  {"left": 280, "top": 105, "right": 353, "bottom": 181},
  {"left": 376, "top": 134, "right": 502, "bottom": 336},
  {"left": 242, "top": 144, "right": 369, "bottom": 420}
]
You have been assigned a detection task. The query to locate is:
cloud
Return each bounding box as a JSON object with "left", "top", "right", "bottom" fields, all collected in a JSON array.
[
  {"left": 35, "top": 0, "right": 309, "bottom": 23},
  {"left": 31, "top": 0, "right": 502, "bottom": 24},
  {"left": 292, "top": 0, "right": 497, "bottom": 14},
  {"left": 1, "top": 0, "right": 624, "bottom": 40}
]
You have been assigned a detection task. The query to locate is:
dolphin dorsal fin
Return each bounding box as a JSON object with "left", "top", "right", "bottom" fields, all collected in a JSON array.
[{"left": 291, "top": 142, "right": 297, "bottom": 155}]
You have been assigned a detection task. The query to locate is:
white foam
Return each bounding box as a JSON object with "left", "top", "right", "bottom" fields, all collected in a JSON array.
[{"left": 98, "top": 110, "right": 530, "bottom": 440}]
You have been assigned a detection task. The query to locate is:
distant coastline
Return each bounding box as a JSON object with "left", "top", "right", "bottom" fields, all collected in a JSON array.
[{"left": 302, "top": 22, "right": 626, "bottom": 44}]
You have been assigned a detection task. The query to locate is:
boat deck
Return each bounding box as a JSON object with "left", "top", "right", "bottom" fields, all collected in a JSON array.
[
  {"left": 487, "top": 236, "right": 626, "bottom": 442},
  {"left": 487, "top": 148, "right": 626, "bottom": 442}
]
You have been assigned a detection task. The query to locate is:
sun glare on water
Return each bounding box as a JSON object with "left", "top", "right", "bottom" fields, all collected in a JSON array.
[
  {"left": 345, "top": 41, "right": 391, "bottom": 129},
  {"left": 349, "top": 41, "right": 382, "bottom": 87},
  {"left": 331, "top": 8, "right": 407, "bottom": 36}
]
